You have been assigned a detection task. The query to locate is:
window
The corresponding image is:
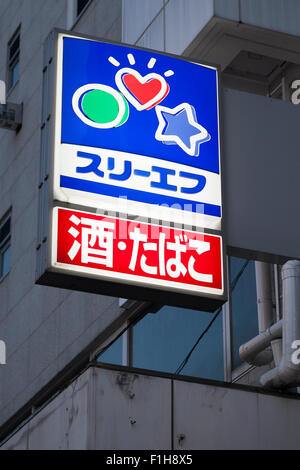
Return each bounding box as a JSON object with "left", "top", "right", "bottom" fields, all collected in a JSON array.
[
  {"left": 132, "top": 306, "right": 224, "bottom": 380},
  {"left": 230, "top": 257, "right": 258, "bottom": 369},
  {"left": 77, "top": 0, "right": 91, "bottom": 18},
  {"left": 97, "top": 304, "right": 224, "bottom": 382},
  {"left": 95, "top": 256, "right": 274, "bottom": 385},
  {"left": 0, "top": 212, "right": 11, "bottom": 280},
  {"left": 98, "top": 334, "right": 123, "bottom": 366},
  {"left": 8, "top": 27, "right": 20, "bottom": 91}
]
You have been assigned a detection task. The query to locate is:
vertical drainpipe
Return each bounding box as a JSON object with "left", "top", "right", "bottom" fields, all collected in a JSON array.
[
  {"left": 250, "top": 261, "right": 274, "bottom": 365},
  {"left": 272, "top": 264, "right": 283, "bottom": 365},
  {"left": 255, "top": 262, "right": 274, "bottom": 332},
  {"left": 260, "top": 260, "right": 300, "bottom": 388}
]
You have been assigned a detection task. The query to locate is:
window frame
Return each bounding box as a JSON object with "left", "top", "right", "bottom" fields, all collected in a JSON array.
[
  {"left": 76, "top": 0, "right": 92, "bottom": 20},
  {"left": 227, "top": 258, "right": 280, "bottom": 382},
  {"left": 0, "top": 211, "right": 11, "bottom": 281},
  {"left": 67, "top": 0, "right": 93, "bottom": 30},
  {"left": 7, "top": 26, "right": 21, "bottom": 92},
  {"left": 94, "top": 256, "right": 280, "bottom": 385}
]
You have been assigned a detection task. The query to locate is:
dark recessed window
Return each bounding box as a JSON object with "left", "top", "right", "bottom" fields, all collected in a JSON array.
[
  {"left": 8, "top": 27, "right": 20, "bottom": 91},
  {"left": 230, "top": 257, "right": 258, "bottom": 369},
  {"left": 0, "top": 212, "right": 11, "bottom": 280},
  {"left": 77, "top": 0, "right": 91, "bottom": 17}
]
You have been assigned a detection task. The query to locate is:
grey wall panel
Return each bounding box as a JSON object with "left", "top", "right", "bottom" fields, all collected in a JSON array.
[
  {"left": 1, "top": 369, "right": 91, "bottom": 450},
  {"left": 122, "top": 0, "right": 163, "bottom": 45},
  {"left": 174, "top": 380, "right": 259, "bottom": 449},
  {"left": 73, "top": 0, "right": 122, "bottom": 41},
  {"left": 91, "top": 368, "right": 172, "bottom": 450},
  {"left": 214, "top": 0, "right": 240, "bottom": 21},
  {"left": 3, "top": 366, "right": 300, "bottom": 450},
  {"left": 241, "top": 0, "right": 300, "bottom": 37},
  {"left": 1, "top": 367, "right": 172, "bottom": 450},
  {"left": 223, "top": 88, "right": 300, "bottom": 261},
  {"left": 165, "top": 0, "right": 214, "bottom": 54},
  {"left": 26, "top": 369, "right": 91, "bottom": 450},
  {"left": 0, "top": 424, "right": 29, "bottom": 450},
  {"left": 173, "top": 379, "right": 300, "bottom": 450}
]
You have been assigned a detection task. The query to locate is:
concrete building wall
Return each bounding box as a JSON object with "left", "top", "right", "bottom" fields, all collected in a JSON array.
[
  {"left": 222, "top": 88, "right": 300, "bottom": 261},
  {"left": 122, "top": 0, "right": 215, "bottom": 53},
  {"left": 0, "top": 0, "right": 122, "bottom": 430},
  {"left": 240, "top": 0, "right": 300, "bottom": 36},
  {"left": 122, "top": 0, "right": 300, "bottom": 54},
  {"left": 2, "top": 366, "right": 300, "bottom": 450}
]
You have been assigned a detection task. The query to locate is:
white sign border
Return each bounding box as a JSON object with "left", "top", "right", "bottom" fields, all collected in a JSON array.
[{"left": 52, "top": 32, "right": 223, "bottom": 231}]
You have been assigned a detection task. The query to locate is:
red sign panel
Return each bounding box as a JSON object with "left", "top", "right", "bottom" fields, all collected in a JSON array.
[{"left": 53, "top": 207, "right": 223, "bottom": 297}]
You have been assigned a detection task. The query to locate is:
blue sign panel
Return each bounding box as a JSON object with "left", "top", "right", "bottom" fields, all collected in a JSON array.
[
  {"left": 61, "top": 38, "right": 220, "bottom": 172},
  {"left": 55, "top": 34, "right": 221, "bottom": 227}
]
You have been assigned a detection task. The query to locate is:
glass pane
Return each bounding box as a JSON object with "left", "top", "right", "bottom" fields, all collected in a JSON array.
[
  {"left": 9, "top": 34, "right": 19, "bottom": 61},
  {"left": 11, "top": 61, "right": 19, "bottom": 88},
  {"left": 77, "top": 0, "right": 90, "bottom": 16},
  {"left": 97, "top": 334, "right": 123, "bottom": 366},
  {"left": 1, "top": 245, "right": 10, "bottom": 277},
  {"left": 231, "top": 257, "right": 258, "bottom": 369},
  {"left": 0, "top": 218, "right": 10, "bottom": 244},
  {"left": 132, "top": 305, "right": 224, "bottom": 381}
]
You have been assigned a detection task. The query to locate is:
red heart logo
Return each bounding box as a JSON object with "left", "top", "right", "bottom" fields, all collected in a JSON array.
[
  {"left": 122, "top": 74, "right": 169, "bottom": 109},
  {"left": 115, "top": 68, "right": 169, "bottom": 111}
]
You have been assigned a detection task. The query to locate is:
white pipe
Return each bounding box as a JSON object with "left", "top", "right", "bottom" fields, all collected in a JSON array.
[
  {"left": 239, "top": 261, "right": 275, "bottom": 366},
  {"left": 260, "top": 260, "right": 300, "bottom": 388},
  {"left": 274, "top": 265, "right": 281, "bottom": 322},
  {"left": 239, "top": 320, "right": 282, "bottom": 366}
]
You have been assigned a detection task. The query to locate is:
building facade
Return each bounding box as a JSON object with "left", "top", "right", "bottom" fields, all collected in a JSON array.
[{"left": 1, "top": 0, "right": 300, "bottom": 450}]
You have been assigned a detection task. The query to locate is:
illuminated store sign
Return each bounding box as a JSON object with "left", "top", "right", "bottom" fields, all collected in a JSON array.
[
  {"left": 36, "top": 30, "right": 226, "bottom": 310},
  {"left": 53, "top": 33, "right": 222, "bottom": 229}
]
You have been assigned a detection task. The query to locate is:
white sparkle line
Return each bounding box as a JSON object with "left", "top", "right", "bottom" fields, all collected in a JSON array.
[
  {"left": 164, "top": 70, "right": 174, "bottom": 77},
  {"left": 108, "top": 56, "right": 120, "bottom": 67},
  {"left": 127, "top": 53, "right": 135, "bottom": 65},
  {"left": 147, "top": 57, "right": 156, "bottom": 69}
]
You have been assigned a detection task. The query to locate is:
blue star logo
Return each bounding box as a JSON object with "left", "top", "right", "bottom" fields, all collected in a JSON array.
[{"left": 155, "top": 103, "right": 211, "bottom": 156}]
